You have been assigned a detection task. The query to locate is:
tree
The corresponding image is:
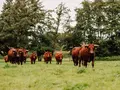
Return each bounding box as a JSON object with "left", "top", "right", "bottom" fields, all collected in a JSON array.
[
  {"left": 50, "top": 2, "right": 71, "bottom": 49},
  {"left": 75, "top": 0, "right": 94, "bottom": 43},
  {"left": 75, "top": 0, "right": 120, "bottom": 43},
  {"left": 0, "top": 0, "right": 45, "bottom": 55}
]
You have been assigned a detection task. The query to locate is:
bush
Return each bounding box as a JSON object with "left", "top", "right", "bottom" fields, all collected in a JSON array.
[{"left": 96, "top": 39, "right": 120, "bottom": 57}]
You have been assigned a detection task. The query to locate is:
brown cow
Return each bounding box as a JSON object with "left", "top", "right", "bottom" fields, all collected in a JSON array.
[
  {"left": 4, "top": 55, "right": 8, "bottom": 63},
  {"left": 55, "top": 51, "right": 63, "bottom": 65},
  {"left": 30, "top": 52, "right": 37, "bottom": 64},
  {"left": 22, "top": 49, "right": 29, "bottom": 63},
  {"left": 71, "top": 47, "right": 81, "bottom": 66},
  {"left": 43, "top": 51, "right": 52, "bottom": 64},
  {"left": 17, "top": 48, "right": 24, "bottom": 65},
  {"left": 78, "top": 44, "right": 98, "bottom": 68},
  {"left": 17, "top": 48, "right": 29, "bottom": 65},
  {"left": 8, "top": 48, "right": 18, "bottom": 64},
  {"left": 8, "top": 48, "right": 28, "bottom": 65}
]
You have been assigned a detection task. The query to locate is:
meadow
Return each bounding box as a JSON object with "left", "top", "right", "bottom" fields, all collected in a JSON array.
[{"left": 0, "top": 57, "right": 120, "bottom": 90}]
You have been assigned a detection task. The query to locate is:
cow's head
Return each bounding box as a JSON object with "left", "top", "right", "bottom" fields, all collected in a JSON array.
[
  {"left": 23, "top": 49, "right": 29, "bottom": 57},
  {"left": 10, "top": 48, "right": 17, "bottom": 57},
  {"left": 85, "top": 44, "right": 99, "bottom": 54},
  {"left": 45, "top": 51, "right": 52, "bottom": 58},
  {"left": 17, "top": 49, "right": 24, "bottom": 57}
]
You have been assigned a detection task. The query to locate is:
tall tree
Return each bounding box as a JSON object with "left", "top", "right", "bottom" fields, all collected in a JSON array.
[
  {"left": 76, "top": 0, "right": 94, "bottom": 43},
  {"left": 75, "top": 0, "right": 120, "bottom": 43},
  {"left": 47, "top": 2, "right": 71, "bottom": 49},
  {"left": 0, "top": 0, "right": 45, "bottom": 55}
]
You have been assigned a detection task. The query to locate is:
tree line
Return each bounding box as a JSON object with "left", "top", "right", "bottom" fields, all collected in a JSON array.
[{"left": 0, "top": 0, "right": 120, "bottom": 57}]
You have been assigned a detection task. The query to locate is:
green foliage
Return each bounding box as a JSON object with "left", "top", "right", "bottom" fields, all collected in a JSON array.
[
  {"left": 48, "top": 3, "right": 71, "bottom": 49},
  {"left": 75, "top": 0, "right": 120, "bottom": 43},
  {"left": 41, "top": 46, "right": 54, "bottom": 52},
  {"left": 96, "top": 39, "right": 120, "bottom": 57},
  {"left": 0, "top": 0, "right": 45, "bottom": 55}
]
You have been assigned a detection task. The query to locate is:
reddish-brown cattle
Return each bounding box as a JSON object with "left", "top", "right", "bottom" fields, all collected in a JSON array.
[
  {"left": 30, "top": 52, "right": 37, "bottom": 64},
  {"left": 4, "top": 55, "right": 8, "bottom": 63},
  {"left": 55, "top": 51, "right": 63, "bottom": 65},
  {"left": 8, "top": 48, "right": 18, "bottom": 64},
  {"left": 22, "top": 49, "right": 29, "bottom": 63},
  {"left": 43, "top": 51, "right": 52, "bottom": 64},
  {"left": 8, "top": 48, "right": 28, "bottom": 65},
  {"left": 16, "top": 48, "right": 28, "bottom": 65},
  {"left": 71, "top": 47, "right": 81, "bottom": 66},
  {"left": 78, "top": 44, "right": 98, "bottom": 68}
]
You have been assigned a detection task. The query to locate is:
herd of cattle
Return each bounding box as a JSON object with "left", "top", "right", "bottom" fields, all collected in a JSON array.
[
  {"left": 3, "top": 43, "right": 98, "bottom": 68},
  {"left": 3, "top": 48, "right": 63, "bottom": 65}
]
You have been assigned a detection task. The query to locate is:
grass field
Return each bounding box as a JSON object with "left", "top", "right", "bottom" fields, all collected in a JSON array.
[{"left": 0, "top": 58, "right": 120, "bottom": 90}]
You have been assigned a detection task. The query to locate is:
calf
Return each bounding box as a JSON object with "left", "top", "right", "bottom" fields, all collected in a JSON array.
[
  {"left": 23, "top": 49, "right": 29, "bottom": 63},
  {"left": 8, "top": 48, "right": 18, "bottom": 64},
  {"left": 55, "top": 51, "right": 63, "bottom": 65},
  {"left": 43, "top": 51, "right": 52, "bottom": 64},
  {"left": 30, "top": 52, "right": 37, "bottom": 64}
]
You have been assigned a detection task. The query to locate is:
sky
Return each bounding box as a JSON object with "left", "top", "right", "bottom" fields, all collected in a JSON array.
[{"left": 0, "top": 0, "right": 93, "bottom": 26}]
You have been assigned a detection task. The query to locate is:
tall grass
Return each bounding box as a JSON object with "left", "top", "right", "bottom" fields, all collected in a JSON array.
[{"left": 0, "top": 58, "right": 120, "bottom": 90}]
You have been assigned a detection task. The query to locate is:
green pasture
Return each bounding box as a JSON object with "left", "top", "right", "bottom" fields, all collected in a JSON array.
[{"left": 0, "top": 57, "right": 120, "bottom": 90}]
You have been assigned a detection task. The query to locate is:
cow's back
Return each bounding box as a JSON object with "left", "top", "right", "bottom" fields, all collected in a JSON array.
[
  {"left": 72, "top": 47, "right": 81, "bottom": 57},
  {"left": 8, "top": 48, "right": 17, "bottom": 57},
  {"left": 79, "top": 47, "right": 89, "bottom": 57}
]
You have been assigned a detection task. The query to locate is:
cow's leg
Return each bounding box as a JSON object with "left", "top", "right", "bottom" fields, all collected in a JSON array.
[
  {"left": 74, "top": 58, "right": 77, "bottom": 66},
  {"left": 50, "top": 60, "right": 51, "bottom": 64},
  {"left": 78, "top": 59, "right": 81, "bottom": 67},
  {"left": 17, "top": 59, "right": 20, "bottom": 65},
  {"left": 38, "top": 56, "right": 40, "bottom": 61},
  {"left": 24, "top": 58, "right": 26, "bottom": 63},
  {"left": 76, "top": 57, "right": 78, "bottom": 66},
  {"left": 73, "top": 59, "right": 75, "bottom": 66},
  {"left": 15, "top": 57, "right": 18, "bottom": 64},
  {"left": 21, "top": 60, "right": 23, "bottom": 65},
  {"left": 92, "top": 60, "right": 94, "bottom": 68},
  {"left": 46, "top": 61, "right": 48, "bottom": 64},
  {"left": 31, "top": 60, "right": 33, "bottom": 64},
  {"left": 18, "top": 60, "right": 20, "bottom": 65},
  {"left": 82, "top": 60, "right": 84, "bottom": 66},
  {"left": 72, "top": 57, "right": 76, "bottom": 66},
  {"left": 60, "top": 61, "right": 62, "bottom": 65},
  {"left": 84, "top": 61, "right": 87, "bottom": 68},
  {"left": 12, "top": 57, "right": 15, "bottom": 64},
  {"left": 34, "top": 60, "right": 35, "bottom": 64}
]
